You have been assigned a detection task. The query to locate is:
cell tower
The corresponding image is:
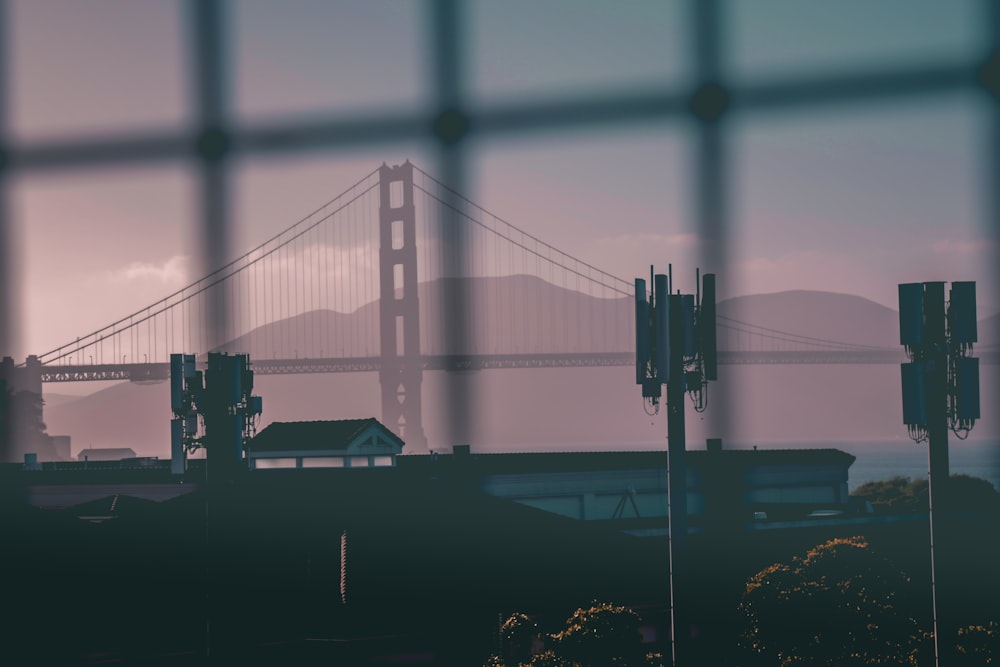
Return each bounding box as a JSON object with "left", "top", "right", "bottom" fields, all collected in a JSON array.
[
  {"left": 170, "top": 352, "right": 263, "bottom": 478},
  {"left": 900, "top": 281, "right": 980, "bottom": 444},
  {"left": 898, "top": 280, "right": 980, "bottom": 667},
  {"left": 634, "top": 266, "right": 718, "bottom": 667},
  {"left": 635, "top": 268, "right": 717, "bottom": 415}
]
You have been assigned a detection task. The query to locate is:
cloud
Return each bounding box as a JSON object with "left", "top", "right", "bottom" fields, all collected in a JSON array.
[
  {"left": 929, "top": 238, "right": 999, "bottom": 257},
  {"left": 107, "top": 255, "right": 190, "bottom": 285},
  {"left": 595, "top": 232, "right": 702, "bottom": 252}
]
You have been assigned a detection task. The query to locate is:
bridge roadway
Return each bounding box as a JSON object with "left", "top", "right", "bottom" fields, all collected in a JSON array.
[{"left": 35, "top": 348, "right": 963, "bottom": 383}]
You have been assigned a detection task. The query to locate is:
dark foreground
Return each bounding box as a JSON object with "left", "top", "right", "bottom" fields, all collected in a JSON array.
[{"left": 1, "top": 464, "right": 996, "bottom": 666}]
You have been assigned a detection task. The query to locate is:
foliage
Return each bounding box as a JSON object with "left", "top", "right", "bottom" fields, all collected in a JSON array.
[
  {"left": 851, "top": 474, "right": 1000, "bottom": 515},
  {"left": 501, "top": 612, "right": 538, "bottom": 666},
  {"left": 954, "top": 620, "right": 1000, "bottom": 666},
  {"left": 527, "top": 649, "right": 571, "bottom": 667},
  {"left": 738, "top": 536, "right": 927, "bottom": 666},
  {"left": 851, "top": 476, "right": 925, "bottom": 514},
  {"left": 642, "top": 652, "right": 665, "bottom": 667},
  {"left": 947, "top": 474, "right": 1000, "bottom": 512},
  {"left": 490, "top": 602, "right": 656, "bottom": 667},
  {"left": 551, "top": 602, "right": 647, "bottom": 667}
]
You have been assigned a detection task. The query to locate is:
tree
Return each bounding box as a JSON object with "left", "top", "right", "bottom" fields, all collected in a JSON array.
[
  {"left": 954, "top": 620, "right": 1000, "bottom": 666},
  {"left": 551, "top": 602, "right": 647, "bottom": 667},
  {"left": 738, "top": 536, "right": 928, "bottom": 666},
  {"left": 486, "top": 603, "right": 664, "bottom": 667},
  {"left": 851, "top": 474, "right": 1000, "bottom": 515},
  {"left": 851, "top": 476, "right": 924, "bottom": 514},
  {"left": 501, "top": 612, "right": 538, "bottom": 667}
]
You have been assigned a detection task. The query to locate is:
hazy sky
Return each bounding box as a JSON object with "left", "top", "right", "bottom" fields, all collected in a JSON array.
[{"left": 4, "top": 0, "right": 996, "bottom": 361}]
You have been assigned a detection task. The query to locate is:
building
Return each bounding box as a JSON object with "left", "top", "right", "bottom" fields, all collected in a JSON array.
[
  {"left": 248, "top": 417, "right": 404, "bottom": 470},
  {"left": 76, "top": 447, "right": 138, "bottom": 462},
  {"left": 426, "top": 443, "right": 857, "bottom": 533}
]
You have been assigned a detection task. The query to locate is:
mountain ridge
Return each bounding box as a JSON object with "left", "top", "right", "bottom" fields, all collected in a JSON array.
[{"left": 42, "top": 282, "right": 997, "bottom": 458}]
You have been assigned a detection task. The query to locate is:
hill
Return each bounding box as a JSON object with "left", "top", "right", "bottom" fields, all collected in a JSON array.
[
  {"left": 718, "top": 290, "right": 899, "bottom": 348},
  {"left": 42, "top": 280, "right": 997, "bottom": 458}
]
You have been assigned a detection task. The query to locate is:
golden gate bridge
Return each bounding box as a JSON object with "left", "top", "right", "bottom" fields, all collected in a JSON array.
[{"left": 24, "top": 162, "right": 992, "bottom": 446}]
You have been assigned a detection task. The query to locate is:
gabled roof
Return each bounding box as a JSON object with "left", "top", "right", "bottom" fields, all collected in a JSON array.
[
  {"left": 75, "top": 447, "right": 138, "bottom": 461},
  {"left": 249, "top": 418, "right": 404, "bottom": 454}
]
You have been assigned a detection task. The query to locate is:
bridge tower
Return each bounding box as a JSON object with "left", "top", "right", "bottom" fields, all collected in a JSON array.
[{"left": 378, "top": 162, "right": 428, "bottom": 452}]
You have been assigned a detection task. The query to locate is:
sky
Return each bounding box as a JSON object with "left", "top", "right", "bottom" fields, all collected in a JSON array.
[{"left": 3, "top": 0, "right": 997, "bottom": 367}]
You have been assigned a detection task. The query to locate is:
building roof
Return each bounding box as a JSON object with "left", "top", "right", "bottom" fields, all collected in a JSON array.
[
  {"left": 396, "top": 448, "right": 855, "bottom": 475},
  {"left": 249, "top": 418, "right": 404, "bottom": 454},
  {"left": 76, "top": 447, "right": 138, "bottom": 461}
]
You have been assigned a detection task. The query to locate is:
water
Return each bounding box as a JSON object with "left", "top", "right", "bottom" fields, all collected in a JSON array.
[{"left": 832, "top": 438, "right": 1000, "bottom": 491}]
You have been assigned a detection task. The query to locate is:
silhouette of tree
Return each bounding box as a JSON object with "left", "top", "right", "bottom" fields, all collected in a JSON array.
[
  {"left": 852, "top": 475, "right": 1000, "bottom": 515},
  {"left": 738, "top": 536, "right": 928, "bottom": 666},
  {"left": 501, "top": 612, "right": 538, "bottom": 666},
  {"left": 551, "top": 602, "right": 645, "bottom": 667},
  {"left": 486, "top": 603, "right": 664, "bottom": 667},
  {"left": 954, "top": 620, "right": 1000, "bottom": 666},
  {"left": 851, "top": 476, "right": 922, "bottom": 514},
  {"left": 527, "top": 649, "right": 570, "bottom": 667}
]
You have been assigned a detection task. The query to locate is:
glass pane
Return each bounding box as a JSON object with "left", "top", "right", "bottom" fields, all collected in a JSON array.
[
  {"left": 233, "top": 1, "right": 426, "bottom": 122},
  {"left": 475, "top": 127, "right": 688, "bottom": 284},
  {"left": 465, "top": 128, "right": 693, "bottom": 447},
  {"left": 233, "top": 147, "right": 430, "bottom": 253},
  {"left": 726, "top": 97, "right": 995, "bottom": 444},
  {"left": 302, "top": 456, "right": 345, "bottom": 468},
  {"left": 255, "top": 457, "right": 298, "bottom": 469},
  {"left": 731, "top": 98, "right": 988, "bottom": 311},
  {"left": 13, "top": 166, "right": 195, "bottom": 360},
  {"left": 232, "top": 147, "right": 431, "bottom": 362},
  {"left": 8, "top": 0, "right": 187, "bottom": 141},
  {"left": 469, "top": 0, "right": 686, "bottom": 107},
  {"left": 726, "top": 0, "right": 984, "bottom": 83}
]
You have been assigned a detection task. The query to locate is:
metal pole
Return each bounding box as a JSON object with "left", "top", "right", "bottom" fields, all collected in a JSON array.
[
  {"left": 923, "top": 281, "right": 949, "bottom": 666},
  {"left": 666, "top": 293, "right": 688, "bottom": 664},
  {"left": 925, "top": 440, "right": 942, "bottom": 667}
]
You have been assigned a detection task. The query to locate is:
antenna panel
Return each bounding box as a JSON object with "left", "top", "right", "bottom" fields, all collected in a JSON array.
[
  {"left": 228, "top": 413, "right": 244, "bottom": 462},
  {"left": 227, "top": 355, "right": 243, "bottom": 404},
  {"left": 635, "top": 278, "right": 650, "bottom": 384},
  {"left": 654, "top": 274, "right": 670, "bottom": 384},
  {"left": 923, "top": 282, "right": 946, "bottom": 344},
  {"left": 170, "top": 418, "right": 185, "bottom": 475},
  {"left": 701, "top": 273, "right": 718, "bottom": 381},
  {"left": 901, "top": 362, "right": 927, "bottom": 426},
  {"left": 956, "top": 356, "right": 980, "bottom": 420},
  {"left": 898, "top": 283, "right": 924, "bottom": 346},
  {"left": 949, "top": 281, "right": 977, "bottom": 344},
  {"left": 642, "top": 378, "right": 662, "bottom": 399},
  {"left": 170, "top": 354, "right": 183, "bottom": 413},
  {"left": 681, "top": 294, "right": 696, "bottom": 358},
  {"left": 171, "top": 418, "right": 183, "bottom": 450},
  {"left": 242, "top": 369, "right": 254, "bottom": 396},
  {"left": 183, "top": 354, "right": 196, "bottom": 379}
]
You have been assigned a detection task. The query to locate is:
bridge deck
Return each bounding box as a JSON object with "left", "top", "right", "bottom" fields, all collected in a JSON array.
[{"left": 34, "top": 349, "right": 965, "bottom": 383}]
